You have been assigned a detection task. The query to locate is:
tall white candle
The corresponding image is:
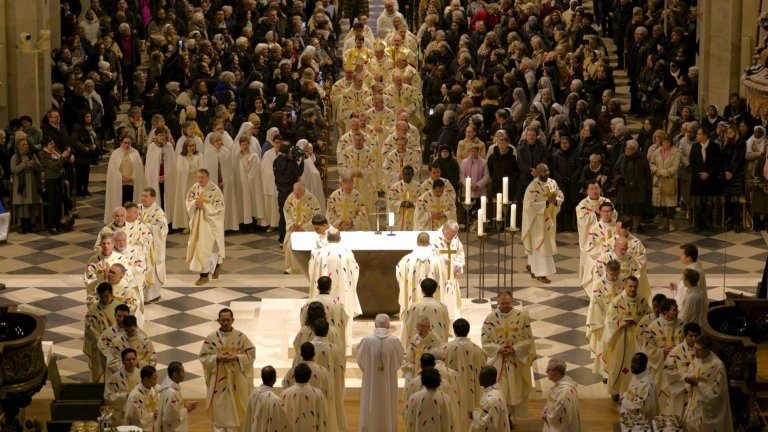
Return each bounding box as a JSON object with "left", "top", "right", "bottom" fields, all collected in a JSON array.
[
  {"left": 496, "top": 193, "right": 503, "bottom": 220},
  {"left": 510, "top": 204, "right": 517, "bottom": 230},
  {"left": 477, "top": 210, "right": 484, "bottom": 236},
  {"left": 502, "top": 177, "right": 509, "bottom": 204},
  {"left": 480, "top": 196, "right": 487, "bottom": 216},
  {"left": 464, "top": 177, "right": 472, "bottom": 204},
  {"left": 388, "top": 212, "right": 395, "bottom": 227}
]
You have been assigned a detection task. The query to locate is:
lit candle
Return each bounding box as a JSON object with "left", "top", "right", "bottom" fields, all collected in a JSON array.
[
  {"left": 480, "top": 196, "right": 487, "bottom": 216},
  {"left": 510, "top": 204, "right": 517, "bottom": 230},
  {"left": 496, "top": 193, "right": 503, "bottom": 221},
  {"left": 388, "top": 212, "right": 395, "bottom": 227},
  {"left": 477, "top": 210, "right": 484, "bottom": 236},
  {"left": 464, "top": 177, "right": 472, "bottom": 204},
  {"left": 502, "top": 177, "right": 509, "bottom": 204}
]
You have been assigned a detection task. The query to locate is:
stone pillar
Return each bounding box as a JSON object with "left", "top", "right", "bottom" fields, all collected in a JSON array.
[{"left": 0, "top": 0, "right": 59, "bottom": 127}]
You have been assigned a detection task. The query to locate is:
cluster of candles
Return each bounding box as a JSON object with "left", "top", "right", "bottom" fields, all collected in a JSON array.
[{"left": 465, "top": 176, "right": 517, "bottom": 236}]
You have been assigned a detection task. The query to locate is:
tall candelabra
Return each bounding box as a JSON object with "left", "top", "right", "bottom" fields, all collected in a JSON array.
[{"left": 462, "top": 201, "right": 474, "bottom": 298}]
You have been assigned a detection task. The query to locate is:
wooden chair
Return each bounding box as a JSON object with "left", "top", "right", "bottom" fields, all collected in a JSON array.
[{"left": 47, "top": 354, "right": 104, "bottom": 401}]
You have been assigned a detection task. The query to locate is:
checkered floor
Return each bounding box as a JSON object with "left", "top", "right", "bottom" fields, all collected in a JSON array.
[{"left": 2, "top": 159, "right": 766, "bottom": 400}]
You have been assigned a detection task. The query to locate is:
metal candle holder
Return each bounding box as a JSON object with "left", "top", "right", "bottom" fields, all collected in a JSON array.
[
  {"left": 472, "top": 232, "right": 488, "bottom": 303},
  {"left": 461, "top": 200, "right": 474, "bottom": 298}
]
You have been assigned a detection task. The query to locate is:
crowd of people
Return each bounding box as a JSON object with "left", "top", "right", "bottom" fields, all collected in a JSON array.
[{"left": 0, "top": 0, "right": 748, "bottom": 429}]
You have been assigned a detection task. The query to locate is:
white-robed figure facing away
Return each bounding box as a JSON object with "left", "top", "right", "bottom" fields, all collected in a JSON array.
[
  {"left": 138, "top": 188, "right": 168, "bottom": 302},
  {"left": 682, "top": 335, "right": 734, "bottom": 432},
  {"left": 201, "top": 132, "right": 240, "bottom": 232},
  {"left": 176, "top": 121, "right": 206, "bottom": 155},
  {"left": 232, "top": 135, "right": 266, "bottom": 227},
  {"left": 403, "top": 368, "right": 453, "bottom": 432},
  {"left": 198, "top": 308, "right": 256, "bottom": 432},
  {"left": 541, "top": 358, "right": 581, "bottom": 432},
  {"left": 105, "top": 135, "right": 145, "bottom": 223},
  {"left": 280, "top": 363, "right": 328, "bottom": 431},
  {"left": 185, "top": 168, "right": 225, "bottom": 286},
  {"left": 169, "top": 138, "right": 203, "bottom": 231},
  {"left": 469, "top": 366, "right": 511, "bottom": 432},
  {"left": 156, "top": 361, "right": 198, "bottom": 432},
  {"left": 521, "top": 163, "right": 564, "bottom": 283},
  {"left": 357, "top": 314, "right": 403, "bottom": 432},
  {"left": 400, "top": 278, "right": 451, "bottom": 348},
  {"left": 444, "top": 318, "right": 487, "bottom": 432},
  {"left": 481, "top": 290, "right": 536, "bottom": 419},
  {"left": 395, "top": 232, "right": 448, "bottom": 316},
  {"left": 260, "top": 128, "right": 282, "bottom": 230},
  {"left": 144, "top": 128, "right": 177, "bottom": 212},
  {"left": 242, "top": 366, "right": 291, "bottom": 432},
  {"left": 308, "top": 229, "right": 362, "bottom": 320},
  {"left": 296, "top": 139, "right": 326, "bottom": 214}
]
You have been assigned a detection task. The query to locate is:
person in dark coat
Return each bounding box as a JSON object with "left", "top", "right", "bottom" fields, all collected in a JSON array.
[
  {"left": 721, "top": 126, "right": 747, "bottom": 231},
  {"left": 41, "top": 110, "right": 73, "bottom": 151},
  {"left": 486, "top": 129, "right": 519, "bottom": 204},
  {"left": 612, "top": 140, "right": 652, "bottom": 232},
  {"left": 435, "top": 144, "right": 460, "bottom": 194},
  {"left": 550, "top": 135, "right": 581, "bottom": 231},
  {"left": 577, "top": 121, "right": 605, "bottom": 168},
  {"left": 579, "top": 153, "right": 613, "bottom": 196},
  {"left": 626, "top": 26, "right": 651, "bottom": 114},
  {"left": 689, "top": 128, "right": 723, "bottom": 232},
  {"left": 437, "top": 110, "right": 461, "bottom": 155},
  {"left": 516, "top": 127, "right": 548, "bottom": 194}
]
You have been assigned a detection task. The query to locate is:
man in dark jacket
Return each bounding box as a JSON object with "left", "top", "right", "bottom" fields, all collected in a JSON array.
[
  {"left": 612, "top": 140, "right": 651, "bottom": 232},
  {"left": 550, "top": 135, "right": 581, "bottom": 231},
  {"left": 487, "top": 129, "right": 519, "bottom": 205},
  {"left": 626, "top": 26, "right": 651, "bottom": 114},
  {"left": 41, "top": 110, "right": 73, "bottom": 151},
  {"left": 517, "top": 127, "right": 548, "bottom": 193},
  {"left": 689, "top": 128, "right": 723, "bottom": 232},
  {"left": 274, "top": 144, "right": 305, "bottom": 243}
]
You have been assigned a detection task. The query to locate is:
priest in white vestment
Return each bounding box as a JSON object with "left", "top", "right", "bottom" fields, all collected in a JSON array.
[
  {"left": 84, "top": 234, "right": 133, "bottom": 306},
  {"left": 383, "top": 136, "right": 422, "bottom": 187},
  {"left": 201, "top": 132, "right": 240, "bottom": 231},
  {"left": 400, "top": 278, "right": 450, "bottom": 347},
  {"left": 308, "top": 229, "right": 362, "bottom": 326},
  {"left": 84, "top": 283, "right": 116, "bottom": 382},
  {"left": 124, "top": 365, "right": 158, "bottom": 432},
  {"left": 576, "top": 181, "right": 612, "bottom": 279},
  {"left": 199, "top": 309, "right": 255, "bottom": 432},
  {"left": 169, "top": 138, "right": 203, "bottom": 231},
  {"left": 585, "top": 259, "right": 621, "bottom": 373},
  {"left": 94, "top": 207, "right": 129, "bottom": 251},
  {"left": 403, "top": 368, "right": 453, "bottom": 432},
  {"left": 619, "top": 353, "right": 658, "bottom": 419},
  {"left": 586, "top": 237, "right": 648, "bottom": 303},
  {"left": 602, "top": 277, "right": 652, "bottom": 399},
  {"left": 470, "top": 366, "right": 511, "bottom": 432},
  {"left": 144, "top": 128, "right": 176, "bottom": 212},
  {"left": 445, "top": 318, "right": 487, "bottom": 432},
  {"left": 232, "top": 135, "right": 265, "bottom": 228},
  {"left": 419, "top": 163, "right": 457, "bottom": 202},
  {"left": 104, "top": 135, "right": 145, "bottom": 223},
  {"left": 185, "top": 169, "right": 225, "bottom": 286},
  {"left": 395, "top": 232, "right": 448, "bottom": 316},
  {"left": 99, "top": 264, "right": 142, "bottom": 327},
  {"left": 281, "top": 363, "right": 328, "bottom": 431},
  {"left": 260, "top": 128, "right": 281, "bottom": 230},
  {"left": 661, "top": 322, "right": 700, "bottom": 417},
  {"left": 357, "top": 314, "right": 403, "bottom": 432},
  {"left": 307, "top": 320, "right": 347, "bottom": 431},
  {"left": 104, "top": 348, "right": 140, "bottom": 425},
  {"left": 157, "top": 362, "right": 198, "bottom": 432},
  {"left": 481, "top": 290, "right": 536, "bottom": 418},
  {"left": 138, "top": 189, "right": 168, "bottom": 302},
  {"left": 582, "top": 202, "right": 618, "bottom": 290},
  {"left": 302, "top": 276, "right": 350, "bottom": 350},
  {"left": 243, "top": 366, "right": 291, "bottom": 432},
  {"left": 414, "top": 179, "right": 457, "bottom": 231},
  {"left": 642, "top": 299, "right": 683, "bottom": 387},
  {"left": 326, "top": 174, "right": 370, "bottom": 230},
  {"left": 402, "top": 316, "right": 446, "bottom": 380},
  {"left": 106, "top": 315, "right": 157, "bottom": 374},
  {"left": 296, "top": 139, "right": 326, "bottom": 213},
  {"left": 542, "top": 358, "right": 581, "bottom": 432},
  {"left": 337, "top": 132, "right": 377, "bottom": 215},
  {"left": 386, "top": 165, "right": 419, "bottom": 231},
  {"left": 283, "top": 183, "right": 322, "bottom": 274},
  {"left": 112, "top": 231, "right": 147, "bottom": 313},
  {"left": 521, "top": 163, "right": 564, "bottom": 283},
  {"left": 431, "top": 221, "right": 464, "bottom": 319},
  {"left": 682, "top": 336, "right": 734, "bottom": 432}
]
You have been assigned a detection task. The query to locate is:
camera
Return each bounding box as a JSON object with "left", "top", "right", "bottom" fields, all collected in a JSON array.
[{"left": 287, "top": 145, "right": 306, "bottom": 161}]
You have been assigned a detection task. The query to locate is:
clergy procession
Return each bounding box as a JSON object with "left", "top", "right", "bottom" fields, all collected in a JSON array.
[{"left": 4, "top": 0, "right": 746, "bottom": 429}]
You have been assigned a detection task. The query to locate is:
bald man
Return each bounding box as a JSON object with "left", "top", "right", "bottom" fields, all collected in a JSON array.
[{"left": 521, "top": 163, "right": 564, "bottom": 283}]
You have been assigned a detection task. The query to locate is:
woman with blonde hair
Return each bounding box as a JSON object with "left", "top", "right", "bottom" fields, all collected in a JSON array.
[{"left": 649, "top": 134, "right": 681, "bottom": 231}]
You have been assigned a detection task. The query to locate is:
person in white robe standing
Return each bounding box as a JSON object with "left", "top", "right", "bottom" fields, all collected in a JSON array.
[
  {"left": 356, "top": 314, "right": 403, "bottom": 432},
  {"left": 124, "top": 365, "right": 158, "bottom": 432},
  {"left": 242, "top": 366, "right": 291, "bottom": 432},
  {"left": 662, "top": 322, "right": 701, "bottom": 418},
  {"left": 521, "top": 163, "right": 564, "bottom": 283},
  {"left": 281, "top": 363, "right": 328, "bottom": 431},
  {"left": 169, "top": 138, "right": 202, "bottom": 232},
  {"left": 232, "top": 135, "right": 266, "bottom": 230},
  {"left": 260, "top": 128, "right": 282, "bottom": 231},
  {"left": 177, "top": 121, "right": 206, "bottom": 155},
  {"left": 157, "top": 362, "right": 197, "bottom": 432},
  {"left": 144, "top": 128, "right": 176, "bottom": 212},
  {"left": 283, "top": 183, "right": 322, "bottom": 275},
  {"left": 198, "top": 308, "right": 255, "bottom": 432},
  {"left": 138, "top": 188, "right": 168, "bottom": 302},
  {"left": 202, "top": 132, "right": 240, "bottom": 232},
  {"left": 576, "top": 181, "right": 612, "bottom": 280},
  {"left": 185, "top": 168, "right": 225, "bottom": 286},
  {"left": 542, "top": 358, "right": 581, "bottom": 432},
  {"left": 682, "top": 335, "right": 734, "bottom": 432},
  {"left": 470, "top": 366, "right": 511, "bottom": 432},
  {"left": 444, "top": 318, "right": 487, "bottom": 432},
  {"left": 400, "top": 278, "right": 450, "bottom": 347},
  {"left": 395, "top": 232, "right": 448, "bottom": 316},
  {"left": 619, "top": 353, "right": 658, "bottom": 420},
  {"left": 232, "top": 120, "right": 261, "bottom": 154},
  {"left": 431, "top": 220, "right": 464, "bottom": 319},
  {"left": 104, "top": 347, "right": 140, "bottom": 425},
  {"left": 403, "top": 368, "right": 453, "bottom": 432},
  {"left": 296, "top": 139, "right": 327, "bottom": 214},
  {"left": 308, "top": 229, "right": 362, "bottom": 321},
  {"left": 105, "top": 135, "right": 145, "bottom": 223}
]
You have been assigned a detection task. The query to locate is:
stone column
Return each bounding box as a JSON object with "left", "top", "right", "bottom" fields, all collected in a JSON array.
[{"left": 0, "top": 0, "right": 59, "bottom": 127}]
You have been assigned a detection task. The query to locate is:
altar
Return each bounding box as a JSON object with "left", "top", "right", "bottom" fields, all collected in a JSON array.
[{"left": 291, "top": 231, "right": 424, "bottom": 316}]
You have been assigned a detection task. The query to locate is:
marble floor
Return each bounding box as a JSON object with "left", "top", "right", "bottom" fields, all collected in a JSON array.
[{"left": 2, "top": 163, "right": 765, "bottom": 401}]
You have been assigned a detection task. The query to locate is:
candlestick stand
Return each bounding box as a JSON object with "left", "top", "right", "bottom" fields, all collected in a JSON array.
[
  {"left": 505, "top": 226, "right": 518, "bottom": 297},
  {"left": 472, "top": 233, "right": 488, "bottom": 303},
  {"left": 462, "top": 200, "right": 474, "bottom": 298},
  {"left": 387, "top": 225, "right": 395, "bottom": 236},
  {"left": 494, "top": 218, "right": 504, "bottom": 303}
]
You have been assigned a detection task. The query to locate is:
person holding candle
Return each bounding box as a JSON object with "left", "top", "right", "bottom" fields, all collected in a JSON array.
[{"left": 520, "top": 163, "right": 564, "bottom": 284}]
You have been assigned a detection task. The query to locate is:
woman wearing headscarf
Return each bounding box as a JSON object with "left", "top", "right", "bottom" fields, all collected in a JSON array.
[
  {"left": 510, "top": 88, "right": 529, "bottom": 129},
  {"left": 746, "top": 126, "right": 767, "bottom": 195},
  {"left": 260, "top": 127, "right": 282, "bottom": 231},
  {"left": 296, "top": 139, "right": 326, "bottom": 214},
  {"left": 232, "top": 135, "right": 265, "bottom": 231},
  {"left": 11, "top": 131, "right": 42, "bottom": 234}
]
